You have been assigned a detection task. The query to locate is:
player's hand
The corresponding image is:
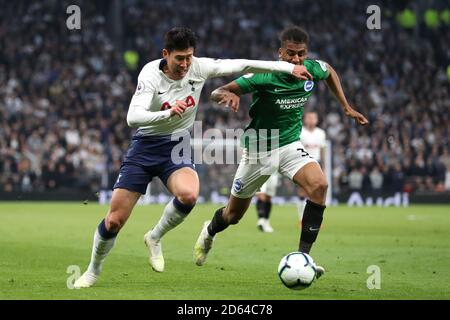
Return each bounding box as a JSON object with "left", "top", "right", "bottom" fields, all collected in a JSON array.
[
  {"left": 218, "top": 92, "right": 240, "bottom": 113},
  {"left": 170, "top": 100, "right": 188, "bottom": 118},
  {"left": 345, "top": 107, "right": 369, "bottom": 125},
  {"left": 292, "top": 65, "right": 313, "bottom": 81}
]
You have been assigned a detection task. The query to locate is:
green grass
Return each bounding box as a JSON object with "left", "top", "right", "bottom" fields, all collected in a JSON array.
[{"left": 0, "top": 202, "right": 449, "bottom": 300}]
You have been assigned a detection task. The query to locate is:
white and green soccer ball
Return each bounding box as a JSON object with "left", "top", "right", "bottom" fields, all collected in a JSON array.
[{"left": 277, "top": 252, "right": 317, "bottom": 290}]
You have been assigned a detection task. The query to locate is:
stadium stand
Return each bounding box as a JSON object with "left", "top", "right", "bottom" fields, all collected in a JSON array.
[{"left": 0, "top": 0, "right": 449, "bottom": 201}]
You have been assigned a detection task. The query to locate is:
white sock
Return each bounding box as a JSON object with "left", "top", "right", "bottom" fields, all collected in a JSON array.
[
  {"left": 297, "top": 199, "right": 307, "bottom": 222},
  {"left": 87, "top": 229, "right": 117, "bottom": 275},
  {"left": 150, "top": 199, "right": 187, "bottom": 240}
]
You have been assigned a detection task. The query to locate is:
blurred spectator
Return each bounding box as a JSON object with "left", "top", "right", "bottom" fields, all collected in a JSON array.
[
  {"left": 445, "top": 165, "right": 450, "bottom": 191},
  {"left": 348, "top": 168, "right": 363, "bottom": 192},
  {"left": 369, "top": 166, "right": 384, "bottom": 193}
]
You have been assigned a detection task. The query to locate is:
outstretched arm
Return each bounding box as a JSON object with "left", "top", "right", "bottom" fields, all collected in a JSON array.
[
  {"left": 210, "top": 81, "right": 243, "bottom": 113},
  {"left": 199, "top": 58, "right": 313, "bottom": 81},
  {"left": 325, "top": 64, "right": 369, "bottom": 125}
]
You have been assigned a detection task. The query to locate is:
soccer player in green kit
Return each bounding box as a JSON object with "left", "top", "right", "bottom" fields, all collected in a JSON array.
[{"left": 194, "top": 26, "right": 368, "bottom": 277}]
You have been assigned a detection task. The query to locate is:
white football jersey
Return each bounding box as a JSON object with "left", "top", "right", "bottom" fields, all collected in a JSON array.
[
  {"left": 126, "top": 57, "right": 295, "bottom": 137},
  {"left": 300, "top": 127, "right": 326, "bottom": 161}
]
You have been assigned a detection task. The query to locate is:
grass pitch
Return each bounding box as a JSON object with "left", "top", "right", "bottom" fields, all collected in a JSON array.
[{"left": 0, "top": 202, "right": 449, "bottom": 300}]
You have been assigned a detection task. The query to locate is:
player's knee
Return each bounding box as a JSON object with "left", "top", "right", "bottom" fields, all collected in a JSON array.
[
  {"left": 176, "top": 192, "right": 198, "bottom": 207},
  {"left": 310, "top": 179, "right": 328, "bottom": 198},
  {"left": 105, "top": 213, "right": 126, "bottom": 232}
]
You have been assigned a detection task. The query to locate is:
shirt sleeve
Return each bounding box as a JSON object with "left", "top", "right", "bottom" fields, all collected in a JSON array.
[
  {"left": 234, "top": 73, "right": 268, "bottom": 94},
  {"left": 319, "top": 130, "right": 327, "bottom": 147},
  {"left": 126, "top": 75, "right": 171, "bottom": 128},
  {"left": 196, "top": 57, "right": 294, "bottom": 79},
  {"left": 307, "top": 59, "right": 330, "bottom": 80}
]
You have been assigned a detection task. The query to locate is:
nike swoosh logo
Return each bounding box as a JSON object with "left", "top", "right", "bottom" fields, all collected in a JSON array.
[
  {"left": 158, "top": 91, "right": 166, "bottom": 95},
  {"left": 309, "top": 227, "right": 320, "bottom": 232}
]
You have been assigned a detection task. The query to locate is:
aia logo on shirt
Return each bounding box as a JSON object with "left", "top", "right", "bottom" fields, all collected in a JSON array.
[{"left": 161, "top": 95, "right": 196, "bottom": 111}]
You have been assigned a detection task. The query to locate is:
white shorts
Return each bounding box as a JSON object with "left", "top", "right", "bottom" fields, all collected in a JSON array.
[
  {"left": 258, "top": 173, "right": 279, "bottom": 197},
  {"left": 231, "top": 140, "right": 318, "bottom": 199}
]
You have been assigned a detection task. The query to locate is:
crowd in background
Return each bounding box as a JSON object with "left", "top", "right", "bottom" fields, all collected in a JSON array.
[{"left": 1, "top": 0, "right": 449, "bottom": 198}]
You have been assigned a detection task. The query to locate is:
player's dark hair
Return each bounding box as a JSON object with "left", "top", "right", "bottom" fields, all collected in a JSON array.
[
  {"left": 164, "top": 27, "right": 197, "bottom": 52},
  {"left": 279, "top": 26, "right": 309, "bottom": 45}
]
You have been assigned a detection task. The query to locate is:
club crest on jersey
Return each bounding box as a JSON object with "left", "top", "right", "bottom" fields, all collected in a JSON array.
[
  {"left": 304, "top": 80, "right": 314, "bottom": 92},
  {"left": 233, "top": 179, "right": 243, "bottom": 193},
  {"left": 188, "top": 80, "right": 196, "bottom": 92}
]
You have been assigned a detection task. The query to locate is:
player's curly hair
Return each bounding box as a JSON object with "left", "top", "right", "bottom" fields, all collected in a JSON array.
[
  {"left": 164, "top": 27, "right": 197, "bottom": 52},
  {"left": 279, "top": 26, "right": 309, "bottom": 45}
]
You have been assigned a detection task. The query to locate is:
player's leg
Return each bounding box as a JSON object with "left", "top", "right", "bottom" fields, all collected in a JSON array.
[
  {"left": 75, "top": 188, "right": 141, "bottom": 288},
  {"left": 75, "top": 160, "right": 150, "bottom": 288},
  {"left": 194, "top": 194, "right": 252, "bottom": 266},
  {"left": 297, "top": 161, "right": 324, "bottom": 224},
  {"left": 292, "top": 162, "right": 327, "bottom": 253},
  {"left": 144, "top": 167, "right": 199, "bottom": 272},
  {"left": 256, "top": 173, "right": 278, "bottom": 232},
  {"left": 279, "top": 141, "right": 327, "bottom": 254},
  {"left": 194, "top": 155, "right": 273, "bottom": 266},
  {"left": 296, "top": 187, "right": 308, "bottom": 224},
  {"left": 256, "top": 193, "right": 271, "bottom": 221},
  {"left": 212, "top": 195, "right": 253, "bottom": 234},
  {"left": 292, "top": 162, "right": 327, "bottom": 278},
  {"left": 279, "top": 141, "right": 327, "bottom": 278},
  {"left": 151, "top": 167, "right": 199, "bottom": 239},
  {"left": 256, "top": 193, "right": 273, "bottom": 232}
]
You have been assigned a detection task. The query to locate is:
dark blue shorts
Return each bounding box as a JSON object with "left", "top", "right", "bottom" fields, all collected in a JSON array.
[{"left": 113, "top": 133, "right": 195, "bottom": 194}]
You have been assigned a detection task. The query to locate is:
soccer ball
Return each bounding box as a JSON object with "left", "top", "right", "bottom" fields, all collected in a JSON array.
[{"left": 277, "top": 252, "right": 317, "bottom": 290}]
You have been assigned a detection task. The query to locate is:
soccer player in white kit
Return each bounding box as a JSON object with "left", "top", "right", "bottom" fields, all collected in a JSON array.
[
  {"left": 255, "top": 111, "right": 326, "bottom": 232},
  {"left": 74, "top": 27, "right": 313, "bottom": 288}
]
